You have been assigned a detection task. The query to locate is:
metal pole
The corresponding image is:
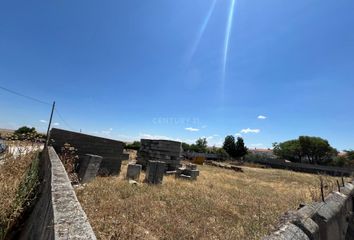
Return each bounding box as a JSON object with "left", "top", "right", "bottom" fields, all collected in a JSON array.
[
  {"left": 45, "top": 101, "right": 55, "bottom": 148},
  {"left": 320, "top": 178, "right": 325, "bottom": 202}
]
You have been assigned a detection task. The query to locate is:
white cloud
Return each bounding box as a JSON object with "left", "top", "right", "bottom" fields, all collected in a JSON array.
[
  {"left": 257, "top": 115, "right": 267, "bottom": 120},
  {"left": 139, "top": 133, "right": 173, "bottom": 140},
  {"left": 53, "top": 122, "right": 60, "bottom": 126},
  {"left": 240, "top": 128, "right": 260, "bottom": 134},
  {"left": 39, "top": 120, "right": 47, "bottom": 123},
  {"left": 185, "top": 127, "right": 199, "bottom": 132},
  {"left": 235, "top": 133, "right": 242, "bottom": 137},
  {"left": 205, "top": 135, "right": 215, "bottom": 140},
  {"left": 101, "top": 128, "right": 113, "bottom": 136}
]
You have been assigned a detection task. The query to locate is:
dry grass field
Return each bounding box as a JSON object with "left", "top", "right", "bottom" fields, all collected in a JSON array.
[{"left": 76, "top": 161, "right": 342, "bottom": 240}]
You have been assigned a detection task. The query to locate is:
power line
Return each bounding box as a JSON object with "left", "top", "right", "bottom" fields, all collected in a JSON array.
[
  {"left": 55, "top": 108, "right": 75, "bottom": 131},
  {"left": 0, "top": 85, "right": 75, "bottom": 131},
  {"left": 0, "top": 85, "right": 51, "bottom": 105}
]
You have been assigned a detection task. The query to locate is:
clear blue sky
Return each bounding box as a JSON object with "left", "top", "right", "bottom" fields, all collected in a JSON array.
[{"left": 0, "top": 0, "right": 353, "bottom": 150}]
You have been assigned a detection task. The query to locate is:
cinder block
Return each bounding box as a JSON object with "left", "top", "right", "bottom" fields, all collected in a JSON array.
[
  {"left": 145, "top": 160, "right": 165, "bottom": 184},
  {"left": 126, "top": 164, "right": 142, "bottom": 180},
  {"left": 175, "top": 167, "right": 199, "bottom": 180},
  {"left": 184, "top": 169, "right": 199, "bottom": 180},
  {"left": 78, "top": 154, "right": 103, "bottom": 183},
  {"left": 186, "top": 163, "right": 197, "bottom": 170}
]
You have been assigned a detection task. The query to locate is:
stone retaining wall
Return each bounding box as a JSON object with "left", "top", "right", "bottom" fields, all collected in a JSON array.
[
  {"left": 19, "top": 147, "right": 96, "bottom": 240},
  {"left": 263, "top": 182, "right": 354, "bottom": 240}
]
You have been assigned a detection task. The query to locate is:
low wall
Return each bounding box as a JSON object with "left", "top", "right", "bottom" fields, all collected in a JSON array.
[
  {"left": 50, "top": 128, "right": 126, "bottom": 175},
  {"left": 248, "top": 158, "right": 354, "bottom": 177},
  {"left": 19, "top": 147, "right": 96, "bottom": 240},
  {"left": 263, "top": 182, "right": 354, "bottom": 240}
]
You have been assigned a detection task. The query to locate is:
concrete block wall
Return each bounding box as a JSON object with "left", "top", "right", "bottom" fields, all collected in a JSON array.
[
  {"left": 137, "top": 139, "right": 182, "bottom": 171},
  {"left": 263, "top": 182, "right": 354, "bottom": 240},
  {"left": 20, "top": 147, "right": 96, "bottom": 240},
  {"left": 50, "top": 128, "right": 126, "bottom": 175}
]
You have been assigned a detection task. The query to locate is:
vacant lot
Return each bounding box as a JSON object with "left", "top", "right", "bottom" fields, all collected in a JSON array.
[{"left": 76, "top": 162, "right": 340, "bottom": 240}]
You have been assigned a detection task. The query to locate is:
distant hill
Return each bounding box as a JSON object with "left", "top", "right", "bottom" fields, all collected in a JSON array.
[{"left": 0, "top": 128, "right": 15, "bottom": 136}]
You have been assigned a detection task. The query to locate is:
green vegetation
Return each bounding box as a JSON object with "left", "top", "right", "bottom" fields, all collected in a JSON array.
[
  {"left": 5, "top": 126, "right": 46, "bottom": 142},
  {"left": 125, "top": 141, "right": 141, "bottom": 151},
  {"left": 332, "top": 150, "right": 354, "bottom": 167},
  {"left": 182, "top": 138, "right": 208, "bottom": 153},
  {"left": 0, "top": 143, "right": 40, "bottom": 239},
  {"left": 222, "top": 135, "right": 248, "bottom": 159},
  {"left": 273, "top": 136, "right": 338, "bottom": 165}
]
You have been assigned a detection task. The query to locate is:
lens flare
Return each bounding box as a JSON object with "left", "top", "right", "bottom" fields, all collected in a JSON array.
[
  {"left": 221, "top": 0, "right": 236, "bottom": 96},
  {"left": 187, "top": 0, "right": 217, "bottom": 62}
]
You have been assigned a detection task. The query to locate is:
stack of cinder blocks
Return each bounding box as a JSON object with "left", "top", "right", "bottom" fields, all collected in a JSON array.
[
  {"left": 145, "top": 161, "right": 165, "bottom": 184},
  {"left": 137, "top": 139, "right": 182, "bottom": 171},
  {"left": 78, "top": 154, "right": 103, "bottom": 183},
  {"left": 126, "top": 164, "right": 142, "bottom": 181},
  {"left": 176, "top": 163, "right": 200, "bottom": 180}
]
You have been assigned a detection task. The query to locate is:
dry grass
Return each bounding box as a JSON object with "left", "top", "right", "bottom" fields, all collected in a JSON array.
[
  {"left": 76, "top": 161, "right": 342, "bottom": 240},
  {"left": 0, "top": 141, "right": 40, "bottom": 238}
]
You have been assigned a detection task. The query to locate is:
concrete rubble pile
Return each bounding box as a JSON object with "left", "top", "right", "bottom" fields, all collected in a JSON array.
[
  {"left": 137, "top": 139, "right": 182, "bottom": 171},
  {"left": 205, "top": 160, "right": 243, "bottom": 172},
  {"left": 176, "top": 163, "right": 200, "bottom": 180}
]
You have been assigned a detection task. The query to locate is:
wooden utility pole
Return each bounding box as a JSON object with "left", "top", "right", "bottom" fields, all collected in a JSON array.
[{"left": 45, "top": 101, "right": 55, "bottom": 148}]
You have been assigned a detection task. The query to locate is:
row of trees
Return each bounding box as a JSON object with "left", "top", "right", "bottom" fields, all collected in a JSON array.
[
  {"left": 222, "top": 136, "right": 248, "bottom": 159},
  {"left": 273, "top": 136, "right": 337, "bottom": 165},
  {"left": 125, "top": 134, "right": 352, "bottom": 166},
  {"left": 182, "top": 135, "right": 248, "bottom": 160}
]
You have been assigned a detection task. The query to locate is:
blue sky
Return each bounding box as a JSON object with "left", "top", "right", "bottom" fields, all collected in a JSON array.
[{"left": 0, "top": 0, "right": 353, "bottom": 150}]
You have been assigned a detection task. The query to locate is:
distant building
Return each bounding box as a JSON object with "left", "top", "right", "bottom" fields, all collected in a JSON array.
[{"left": 338, "top": 152, "right": 348, "bottom": 157}]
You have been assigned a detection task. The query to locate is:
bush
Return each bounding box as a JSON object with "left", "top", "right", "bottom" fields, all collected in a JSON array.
[{"left": 125, "top": 141, "right": 141, "bottom": 151}]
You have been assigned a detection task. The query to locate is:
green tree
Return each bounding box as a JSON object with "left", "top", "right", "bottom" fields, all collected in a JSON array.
[
  {"left": 298, "top": 136, "right": 337, "bottom": 164},
  {"left": 125, "top": 141, "right": 141, "bottom": 150},
  {"left": 194, "top": 138, "right": 208, "bottom": 153},
  {"left": 273, "top": 140, "right": 302, "bottom": 162},
  {"left": 273, "top": 136, "right": 337, "bottom": 165},
  {"left": 223, "top": 135, "right": 236, "bottom": 157},
  {"left": 189, "top": 138, "right": 208, "bottom": 153},
  {"left": 13, "top": 126, "right": 41, "bottom": 141},
  {"left": 235, "top": 137, "right": 248, "bottom": 159},
  {"left": 14, "top": 126, "right": 36, "bottom": 135},
  {"left": 182, "top": 142, "right": 191, "bottom": 152}
]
